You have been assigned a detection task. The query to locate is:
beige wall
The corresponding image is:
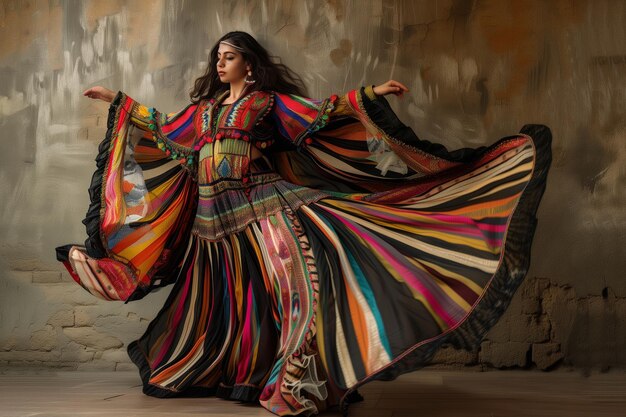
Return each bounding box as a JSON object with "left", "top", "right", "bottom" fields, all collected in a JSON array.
[{"left": 0, "top": 0, "right": 624, "bottom": 371}]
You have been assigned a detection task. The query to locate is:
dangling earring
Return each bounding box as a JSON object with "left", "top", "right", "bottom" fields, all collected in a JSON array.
[{"left": 245, "top": 70, "right": 256, "bottom": 85}]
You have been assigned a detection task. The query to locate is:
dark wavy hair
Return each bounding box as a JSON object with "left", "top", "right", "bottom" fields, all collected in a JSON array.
[{"left": 189, "top": 31, "right": 307, "bottom": 104}]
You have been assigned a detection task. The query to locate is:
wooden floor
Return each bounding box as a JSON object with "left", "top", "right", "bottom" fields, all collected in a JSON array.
[{"left": 0, "top": 368, "right": 624, "bottom": 417}]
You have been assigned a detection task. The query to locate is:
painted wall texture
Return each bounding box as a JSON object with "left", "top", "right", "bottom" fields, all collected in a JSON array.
[{"left": 0, "top": 0, "right": 624, "bottom": 371}]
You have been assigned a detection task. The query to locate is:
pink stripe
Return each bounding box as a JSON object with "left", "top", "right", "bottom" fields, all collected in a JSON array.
[
  {"left": 475, "top": 222, "right": 507, "bottom": 233},
  {"left": 346, "top": 205, "right": 499, "bottom": 240},
  {"left": 153, "top": 245, "right": 195, "bottom": 367},
  {"left": 237, "top": 282, "right": 254, "bottom": 381},
  {"left": 223, "top": 243, "right": 236, "bottom": 337},
  {"left": 352, "top": 205, "right": 504, "bottom": 264}
]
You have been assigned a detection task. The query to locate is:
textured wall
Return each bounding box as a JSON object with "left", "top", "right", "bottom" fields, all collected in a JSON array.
[{"left": 0, "top": 0, "right": 624, "bottom": 371}]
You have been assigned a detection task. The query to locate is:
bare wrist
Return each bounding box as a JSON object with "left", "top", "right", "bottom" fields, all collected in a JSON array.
[{"left": 365, "top": 85, "right": 379, "bottom": 100}]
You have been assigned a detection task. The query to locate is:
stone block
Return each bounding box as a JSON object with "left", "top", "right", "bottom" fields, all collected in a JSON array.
[
  {"left": 510, "top": 315, "right": 550, "bottom": 343},
  {"left": 0, "top": 336, "right": 18, "bottom": 351},
  {"left": 74, "top": 306, "right": 97, "bottom": 327},
  {"left": 101, "top": 349, "right": 131, "bottom": 363},
  {"left": 59, "top": 347, "right": 96, "bottom": 363},
  {"left": 47, "top": 310, "right": 75, "bottom": 328},
  {"left": 115, "top": 362, "right": 137, "bottom": 371},
  {"left": 32, "top": 271, "right": 62, "bottom": 283},
  {"left": 518, "top": 278, "right": 545, "bottom": 315},
  {"left": 62, "top": 327, "right": 123, "bottom": 350},
  {"left": 532, "top": 343, "right": 564, "bottom": 370},
  {"left": 93, "top": 314, "right": 135, "bottom": 329},
  {"left": 542, "top": 284, "right": 577, "bottom": 343},
  {"left": 479, "top": 341, "right": 530, "bottom": 368},
  {"left": 29, "top": 325, "right": 57, "bottom": 351},
  {"left": 520, "top": 292, "right": 542, "bottom": 315},
  {"left": 432, "top": 345, "right": 478, "bottom": 365}
]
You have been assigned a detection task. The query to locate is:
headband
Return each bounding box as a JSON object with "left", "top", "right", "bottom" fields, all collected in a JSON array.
[{"left": 219, "top": 40, "right": 244, "bottom": 52}]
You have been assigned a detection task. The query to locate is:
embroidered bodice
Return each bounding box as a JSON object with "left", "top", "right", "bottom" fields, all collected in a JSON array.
[
  {"left": 125, "top": 87, "right": 374, "bottom": 240},
  {"left": 194, "top": 90, "right": 275, "bottom": 183}
]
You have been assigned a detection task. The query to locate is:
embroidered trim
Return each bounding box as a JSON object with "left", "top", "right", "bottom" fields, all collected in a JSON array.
[
  {"left": 129, "top": 102, "right": 198, "bottom": 178},
  {"left": 194, "top": 127, "right": 252, "bottom": 149},
  {"left": 293, "top": 94, "right": 339, "bottom": 148}
]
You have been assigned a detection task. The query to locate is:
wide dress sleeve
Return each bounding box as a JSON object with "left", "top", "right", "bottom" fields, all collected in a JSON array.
[
  {"left": 269, "top": 86, "right": 440, "bottom": 195},
  {"left": 55, "top": 91, "right": 201, "bottom": 303},
  {"left": 268, "top": 85, "right": 547, "bottom": 197}
]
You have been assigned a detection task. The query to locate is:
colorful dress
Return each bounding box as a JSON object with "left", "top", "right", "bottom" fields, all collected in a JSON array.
[{"left": 56, "top": 85, "right": 551, "bottom": 416}]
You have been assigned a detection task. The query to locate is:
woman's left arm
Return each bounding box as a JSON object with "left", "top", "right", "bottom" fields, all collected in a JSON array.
[
  {"left": 372, "top": 80, "right": 409, "bottom": 98},
  {"left": 270, "top": 80, "right": 409, "bottom": 147}
]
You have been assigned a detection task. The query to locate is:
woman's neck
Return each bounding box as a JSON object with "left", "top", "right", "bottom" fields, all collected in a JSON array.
[{"left": 227, "top": 79, "right": 247, "bottom": 103}]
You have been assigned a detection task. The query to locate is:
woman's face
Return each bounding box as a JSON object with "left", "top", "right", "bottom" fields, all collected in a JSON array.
[{"left": 216, "top": 43, "right": 249, "bottom": 84}]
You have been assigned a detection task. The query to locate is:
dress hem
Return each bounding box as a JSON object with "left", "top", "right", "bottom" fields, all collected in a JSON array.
[{"left": 127, "top": 340, "right": 262, "bottom": 402}]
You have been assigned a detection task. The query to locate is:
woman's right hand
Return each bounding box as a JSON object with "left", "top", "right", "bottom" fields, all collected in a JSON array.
[{"left": 83, "top": 86, "right": 116, "bottom": 103}]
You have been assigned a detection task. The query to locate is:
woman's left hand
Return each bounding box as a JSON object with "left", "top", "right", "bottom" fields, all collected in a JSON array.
[{"left": 373, "top": 80, "right": 409, "bottom": 97}]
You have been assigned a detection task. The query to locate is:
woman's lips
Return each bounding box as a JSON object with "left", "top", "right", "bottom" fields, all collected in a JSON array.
[{"left": 218, "top": 71, "right": 226, "bottom": 76}]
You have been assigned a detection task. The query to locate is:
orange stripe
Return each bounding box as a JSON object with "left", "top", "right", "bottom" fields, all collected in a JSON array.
[
  {"left": 151, "top": 334, "right": 207, "bottom": 383},
  {"left": 441, "top": 194, "right": 520, "bottom": 216},
  {"left": 112, "top": 192, "right": 184, "bottom": 252},
  {"left": 343, "top": 271, "right": 370, "bottom": 372}
]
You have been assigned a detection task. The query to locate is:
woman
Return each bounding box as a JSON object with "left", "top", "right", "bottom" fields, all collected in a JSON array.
[{"left": 56, "top": 31, "right": 551, "bottom": 416}]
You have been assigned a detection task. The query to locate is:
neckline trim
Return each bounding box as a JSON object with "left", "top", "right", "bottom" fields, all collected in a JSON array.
[{"left": 214, "top": 87, "right": 254, "bottom": 107}]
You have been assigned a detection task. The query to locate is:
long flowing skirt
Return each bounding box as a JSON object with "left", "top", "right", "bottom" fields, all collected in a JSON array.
[{"left": 121, "top": 124, "right": 551, "bottom": 416}]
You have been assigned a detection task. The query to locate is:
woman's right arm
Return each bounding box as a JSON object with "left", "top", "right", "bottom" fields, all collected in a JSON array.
[
  {"left": 83, "top": 86, "right": 116, "bottom": 102},
  {"left": 83, "top": 86, "right": 158, "bottom": 132},
  {"left": 83, "top": 86, "right": 199, "bottom": 165}
]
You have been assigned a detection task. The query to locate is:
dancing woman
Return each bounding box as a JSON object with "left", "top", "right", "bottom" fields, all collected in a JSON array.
[{"left": 57, "top": 31, "right": 551, "bottom": 416}]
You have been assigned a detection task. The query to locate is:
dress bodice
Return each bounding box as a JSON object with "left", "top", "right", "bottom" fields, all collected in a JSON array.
[{"left": 194, "top": 91, "right": 275, "bottom": 183}]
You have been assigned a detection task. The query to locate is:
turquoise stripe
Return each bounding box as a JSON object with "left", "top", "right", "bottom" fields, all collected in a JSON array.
[
  {"left": 345, "top": 249, "right": 393, "bottom": 358},
  {"left": 317, "top": 213, "right": 392, "bottom": 357}
]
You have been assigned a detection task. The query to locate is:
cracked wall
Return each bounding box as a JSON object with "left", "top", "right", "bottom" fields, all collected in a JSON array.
[{"left": 0, "top": 0, "right": 624, "bottom": 371}]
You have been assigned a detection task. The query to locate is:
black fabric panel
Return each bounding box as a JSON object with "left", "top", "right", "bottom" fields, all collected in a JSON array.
[
  {"left": 297, "top": 212, "right": 346, "bottom": 388},
  {"left": 309, "top": 204, "right": 445, "bottom": 356}
]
